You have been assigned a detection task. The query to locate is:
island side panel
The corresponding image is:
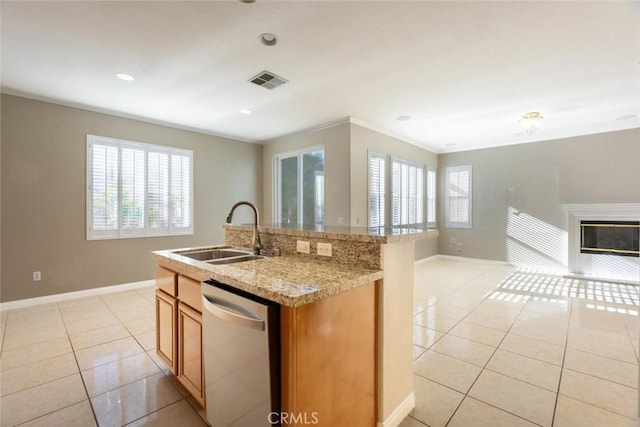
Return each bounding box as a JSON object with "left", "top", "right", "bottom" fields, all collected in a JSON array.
[
  {"left": 281, "top": 282, "right": 376, "bottom": 427},
  {"left": 378, "top": 240, "right": 415, "bottom": 425}
]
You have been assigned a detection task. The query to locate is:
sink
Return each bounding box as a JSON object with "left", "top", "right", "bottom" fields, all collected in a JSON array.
[
  {"left": 206, "top": 254, "right": 266, "bottom": 265},
  {"left": 177, "top": 248, "right": 265, "bottom": 264},
  {"left": 179, "top": 248, "right": 251, "bottom": 261}
]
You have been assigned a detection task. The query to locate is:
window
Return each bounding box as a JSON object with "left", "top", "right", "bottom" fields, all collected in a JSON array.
[
  {"left": 87, "top": 135, "right": 193, "bottom": 240},
  {"left": 427, "top": 167, "right": 436, "bottom": 227},
  {"left": 445, "top": 165, "right": 472, "bottom": 228},
  {"left": 274, "top": 147, "right": 325, "bottom": 228},
  {"left": 368, "top": 153, "right": 434, "bottom": 229},
  {"left": 368, "top": 152, "right": 386, "bottom": 228},
  {"left": 391, "top": 158, "right": 424, "bottom": 227}
]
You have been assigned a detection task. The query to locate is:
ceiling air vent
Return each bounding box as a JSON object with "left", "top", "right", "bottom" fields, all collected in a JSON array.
[{"left": 249, "top": 70, "right": 288, "bottom": 90}]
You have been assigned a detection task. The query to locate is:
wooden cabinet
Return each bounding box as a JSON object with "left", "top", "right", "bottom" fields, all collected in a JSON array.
[
  {"left": 155, "top": 289, "right": 178, "bottom": 374},
  {"left": 178, "top": 302, "right": 204, "bottom": 406},
  {"left": 155, "top": 265, "right": 205, "bottom": 406},
  {"left": 281, "top": 282, "right": 376, "bottom": 427}
]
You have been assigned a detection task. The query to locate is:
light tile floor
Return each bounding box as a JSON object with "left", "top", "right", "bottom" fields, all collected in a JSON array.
[
  {"left": 1, "top": 259, "right": 638, "bottom": 426},
  {"left": 0, "top": 287, "right": 206, "bottom": 427},
  {"left": 403, "top": 258, "right": 639, "bottom": 427}
]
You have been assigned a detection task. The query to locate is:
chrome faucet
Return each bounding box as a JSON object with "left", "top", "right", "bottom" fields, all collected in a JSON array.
[{"left": 225, "top": 201, "right": 262, "bottom": 255}]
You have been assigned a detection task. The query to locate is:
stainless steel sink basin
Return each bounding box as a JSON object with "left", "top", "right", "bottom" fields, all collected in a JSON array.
[
  {"left": 180, "top": 248, "right": 250, "bottom": 261},
  {"left": 206, "top": 254, "right": 266, "bottom": 265},
  {"left": 178, "top": 248, "right": 266, "bottom": 264}
]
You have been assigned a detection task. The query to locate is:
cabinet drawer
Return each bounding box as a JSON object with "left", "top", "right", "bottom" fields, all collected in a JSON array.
[
  {"left": 178, "top": 275, "right": 202, "bottom": 311},
  {"left": 156, "top": 266, "right": 177, "bottom": 296}
]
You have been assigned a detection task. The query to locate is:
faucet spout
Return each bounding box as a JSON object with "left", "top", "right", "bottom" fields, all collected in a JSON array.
[{"left": 226, "top": 201, "right": 262, "bottom": 255}]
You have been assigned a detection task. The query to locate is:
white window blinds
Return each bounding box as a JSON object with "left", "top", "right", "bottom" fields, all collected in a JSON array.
[
  {"left": 171, "top": 153, "right": 192, "bottom": 232},
  {"left": 87, "top": 135, "right": 193, "bottom": 240},
  {"left": 369, "top": 152, "right": 386, "bottom": 228},
  {"left": 391, "top": 158, "right": 424, "bottom": 227},
  {"left": 427, "top": 167, "right": 436, "bottom": 227},
  {"left": 89, "top": 140, "right": 119, "bottom": 238},
  {"left": 445, "top": 165, "right": 472, "bottom": 228}
]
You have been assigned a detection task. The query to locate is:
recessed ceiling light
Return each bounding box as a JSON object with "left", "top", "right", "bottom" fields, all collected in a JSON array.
[
  {"left": 445, "top": 143, "right": 457, "bottom": 147},
  {"left": 240, "top": 109, "right": 252, "bottom": 115},
  {"left": 259, "top": 33, "right": 278, "bottom": 46},
  {"left": 396, "top": 115, "right": 411, "bottom": 121},
  {"left": 115, "top": 72, "right": 135, "bottom": 81}
]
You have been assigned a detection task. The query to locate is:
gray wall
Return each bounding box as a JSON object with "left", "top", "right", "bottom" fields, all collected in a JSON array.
[
  {"left": 349, "top": 124, "right": 439, "bottom": 260},
  {"left": 262, "top": 120, "right": 439, "bottom": 260},
  {"left": 262, "top": 121, "right": 351, "bottom": 226},
  {"left": 1, "top": 94, "right": 263, "bottom": 302},
  {"left": 438, "top": 128, "right": 640, "bottom": 265}
]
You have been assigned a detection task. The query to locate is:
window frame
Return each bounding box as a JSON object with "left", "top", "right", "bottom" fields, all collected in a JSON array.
[
  {"left": 427, "top": 166, "right": 437, "bottom": 228},
  {"left": 272, "top": 145, "right": 325, "bottom": 227},
  {"left": 445, "top": 164, "right": 473, "bottom": 229},
  {"left": 368, "top": 150, "right": 386, "bottom": 228},
  {"left": 391, "top": 157, "right": 425, "bottom": 228},
  {"left": 86, "top": 134, "right": 193, "bottom": 240},
  {"left": 368, "top": 152, "right": 435, "bottom": 230}
]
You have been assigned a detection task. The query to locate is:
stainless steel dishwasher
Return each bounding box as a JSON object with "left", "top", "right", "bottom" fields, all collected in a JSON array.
[{"left": 201, "top": 279, "right": 280, "bottom": 427}]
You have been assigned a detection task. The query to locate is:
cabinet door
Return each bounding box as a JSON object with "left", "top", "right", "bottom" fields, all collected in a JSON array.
[
  {"left": 156, "top": 290, "right": 178, "bottom": 375},
  {"left": 178, "top": 302, "right": 205, "bottom": 406}
]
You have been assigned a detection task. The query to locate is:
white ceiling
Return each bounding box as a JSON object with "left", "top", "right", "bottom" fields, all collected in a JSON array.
[{"left": 2, "top": 1, "right": 639, "bottom": 153}]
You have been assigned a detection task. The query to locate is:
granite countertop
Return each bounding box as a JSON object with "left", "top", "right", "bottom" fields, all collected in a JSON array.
[{"left": 152, "top": 246, "right": 384, "bottom": 308}]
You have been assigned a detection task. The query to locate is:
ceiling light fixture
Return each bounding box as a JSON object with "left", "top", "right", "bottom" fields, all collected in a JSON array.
[
  {"left": 115, "top": 72, "right": 135, "bottom": 81},
  {"left": 518, "top": 111, "right": 543, "bottom": 135},
  {"left": 240, "top": 109, "right": 252, "bottom": 115},
  {"left": 396, "top": 115, "right": 411, "bottom": 121},
  {"left": 259, "top": 33, "right": 278, "bottom": 46}
]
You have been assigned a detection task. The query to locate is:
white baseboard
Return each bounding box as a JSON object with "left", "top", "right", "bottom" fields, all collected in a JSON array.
[
  {"left": 414, "top": 254, "right": 439, "bottom": 266},
  {"left": 432, "top": 254, "right": 513, "bottom": 267},
  {"left": 0, "top": 279, "right": 155, "bottom": 311},
  {"left": 377, "top": 393, "right": 415, "bottom": 427}
]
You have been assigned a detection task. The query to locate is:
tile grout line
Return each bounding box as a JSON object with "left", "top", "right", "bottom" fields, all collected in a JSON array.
[
  {"left": 414, "top": 263, "right": 638, "bottom": 427},
  {"left": 442, "top": 272, "right": 536, "bottom": 426},
  {"left": 58, "top": 300, "right": 101, "bottom": 427},
  {"left": 549, "top": 296, "right": 573, "bottom": 427}
]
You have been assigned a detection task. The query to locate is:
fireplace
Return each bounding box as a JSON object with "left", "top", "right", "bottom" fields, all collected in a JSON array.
[
  {"left": 580, "top": 221, "right": 640, "bottom": 257},
  {"left": 563, "top": 203, "right": 640, "bottom": 283}
]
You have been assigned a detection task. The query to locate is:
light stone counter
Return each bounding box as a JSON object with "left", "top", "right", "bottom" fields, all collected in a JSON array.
[{"left": 152, "top": 246, "right": 384, "bottom": 307}]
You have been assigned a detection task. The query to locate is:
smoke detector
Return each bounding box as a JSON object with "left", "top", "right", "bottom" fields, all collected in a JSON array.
[{"left": 249, "top": 71, "right": 288, "bottom": 90}]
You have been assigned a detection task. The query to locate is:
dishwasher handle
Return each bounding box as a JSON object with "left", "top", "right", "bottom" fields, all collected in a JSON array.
[{"left": 202, "top": 295, "right": 265, "bottom": 331}]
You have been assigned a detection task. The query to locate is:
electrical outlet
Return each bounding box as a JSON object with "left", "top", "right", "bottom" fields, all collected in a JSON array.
[
  {"left": 317, "top": 242, "right": 332, "bottom": 257},
  {"left": 296, "top": 240, "right": 310, "bottom": 254},
  {"left": 33, "top": 271, "right": 41, "bottom": 282}
]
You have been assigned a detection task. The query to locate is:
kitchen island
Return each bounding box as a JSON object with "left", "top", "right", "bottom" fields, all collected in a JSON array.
[{"left": 152, "top": 224, "right": 436, "bottom": 427}]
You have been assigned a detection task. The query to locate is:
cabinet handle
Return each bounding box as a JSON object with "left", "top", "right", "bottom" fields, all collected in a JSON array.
[{"left": 201, "top": 295, "right": 265, "bottom": 331}]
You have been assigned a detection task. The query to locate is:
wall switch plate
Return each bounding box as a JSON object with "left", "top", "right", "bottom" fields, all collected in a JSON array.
[
  {"left": 33, "top": 271, "right": 41, "bottom": 281},
  {"left": 317, "top": 242, "right": 332, "bottom": 257},
  {"left": 296, "top": 240, "right": 310, "bottom": 254}
]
